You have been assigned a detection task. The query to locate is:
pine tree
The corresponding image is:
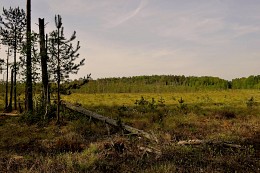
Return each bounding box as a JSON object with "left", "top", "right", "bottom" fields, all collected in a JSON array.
[
  {"left": 19, "top": 32, "right": 41, "bottom": 83},
  {"left": 0, "top": 7, "right": 26, "bottom": 110},
  {"left": 48, "top": 15, "right": 85, "bottom": 123}
]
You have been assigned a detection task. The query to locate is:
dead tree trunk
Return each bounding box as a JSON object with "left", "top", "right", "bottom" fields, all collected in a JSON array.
[
  {"left": 39, "top": 18, "right": 49, "bottom": 108},
  {"left": 25, "top": 0, "right": 33, "bottom": 112},
  {"left": 61, "top": 101, "right": 158, "bottom": 142}
]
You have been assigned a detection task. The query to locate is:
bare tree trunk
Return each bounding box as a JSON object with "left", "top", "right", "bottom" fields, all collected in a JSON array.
[
  {"left": 5, "top": 48, "right": 9, "bottom": 110},
  {"left": 26, "top": 0, "right": 33, "bottom": 112},
  {"left": 14, "top": 27, "right": 17, "bottom": 110},
  {"left": 57, "top": 26, "right": 61, "bottom": 123},
  {"left": 39, "top": 18, "right": 49, "bottom": 111},
  {"left": 6, "top": 69, "right": 13, "bottom": 112}
]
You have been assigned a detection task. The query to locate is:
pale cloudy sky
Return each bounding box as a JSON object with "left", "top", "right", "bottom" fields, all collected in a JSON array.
[{"left": 1, "top": 0, "right": 260, "bottom": 80}]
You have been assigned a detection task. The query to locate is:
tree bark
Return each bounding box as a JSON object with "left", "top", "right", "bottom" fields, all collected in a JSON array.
[{"left": 26, "top": 0, "right": 33, "bottom": 111}]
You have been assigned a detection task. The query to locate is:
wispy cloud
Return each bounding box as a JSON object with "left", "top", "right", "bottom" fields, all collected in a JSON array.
[{"left": 105, "top": 0, "right": 148, "bottom": 28}]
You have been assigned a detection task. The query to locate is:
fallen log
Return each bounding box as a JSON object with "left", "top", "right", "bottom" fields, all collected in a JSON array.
[
  {"left": 177, "top": 139, "right": 204, "bottom": 145},
  {"left": 0, "top": 113, "right": 19, "bottom": 117},
  {"left": 177, "top": 139, "right": 242, "bottom": 149},
  {"left": 61, "top": 101, "right": 158, "bottom": 142}
]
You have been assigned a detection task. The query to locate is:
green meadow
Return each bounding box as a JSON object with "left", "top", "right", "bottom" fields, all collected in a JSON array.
[{"left": 63, "top": 89, "right": 260, "bottom": 108}]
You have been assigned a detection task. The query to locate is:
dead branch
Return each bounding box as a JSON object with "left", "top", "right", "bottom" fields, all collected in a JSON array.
[{"left": 177, "top": 139, "right": 242, "bottom": 149}]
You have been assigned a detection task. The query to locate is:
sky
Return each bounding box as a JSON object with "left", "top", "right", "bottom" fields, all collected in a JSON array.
[{"left": 1, "top": 0, "right": 260, "bottom": 80}]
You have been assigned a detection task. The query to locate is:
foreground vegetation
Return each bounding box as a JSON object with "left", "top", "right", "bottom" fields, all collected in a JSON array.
[{"left": 0, "top": 89, "right": 259, "bottom": 172}]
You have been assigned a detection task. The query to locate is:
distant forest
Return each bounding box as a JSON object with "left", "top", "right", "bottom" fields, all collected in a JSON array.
[{"left": 63, "top": 75, "right": 260, "bottom": 93}]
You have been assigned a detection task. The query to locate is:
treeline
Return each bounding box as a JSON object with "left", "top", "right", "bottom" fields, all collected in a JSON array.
[
  {"left": 7, "top": 75, "right": 260, "bottom": 95},
  {"left": 70, "top": 75, "right": 231, "bottom": 93},
  {"left": 232, "top": 75, "right": 260, "bottom": 89},
  {"left": 66, "top": 75, "right": 260, "bottom": 93}
]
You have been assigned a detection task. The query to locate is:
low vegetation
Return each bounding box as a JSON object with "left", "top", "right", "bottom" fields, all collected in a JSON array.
[{"left": 0, "top": 90, "right": 259, "bottom": 172}]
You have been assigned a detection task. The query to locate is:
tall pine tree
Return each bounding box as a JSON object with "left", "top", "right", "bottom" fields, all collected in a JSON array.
[
  {"left": 48, "top": 15, "right": 85, "bottom": 123},
  {"left": 0, "top": 7, "right": 26, "bottom": 110}
]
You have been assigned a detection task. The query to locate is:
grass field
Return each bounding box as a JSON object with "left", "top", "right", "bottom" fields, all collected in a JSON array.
[
  {"left": 63, "top": 89, "right": 260, "bottom": 107},
  {"left": 0, "top": 89, "right": 259, "bottom": 172}
]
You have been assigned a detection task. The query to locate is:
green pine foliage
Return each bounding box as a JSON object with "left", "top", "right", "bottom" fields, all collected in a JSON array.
[{"left": 47, "top": 15, "right": 85, "bottom": 82}]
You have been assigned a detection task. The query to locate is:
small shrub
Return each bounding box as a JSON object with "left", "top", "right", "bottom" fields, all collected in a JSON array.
[
  {"left": 135, "top": 96, "right": 148, "bottom": 106},
  {"left": 135, "top": 96, "right": 158, "bottom": 113},
  {"left": 246, "top": 96, "right": 256, "bottom": 108},
  {"left": 158, "top": 97, "right": 165, "bottom": 107},
  {"left": 149, "top": 98, "right": 158, "bottom": 110},
  {"left": 135, "top": 96, "right": 149, "bottom": 113},
  {"left": 118, "top": 105, "right": 130, "bottom": 117},
  {"left": 177, "top": 97, "right": 188, "bottom": 114}
]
